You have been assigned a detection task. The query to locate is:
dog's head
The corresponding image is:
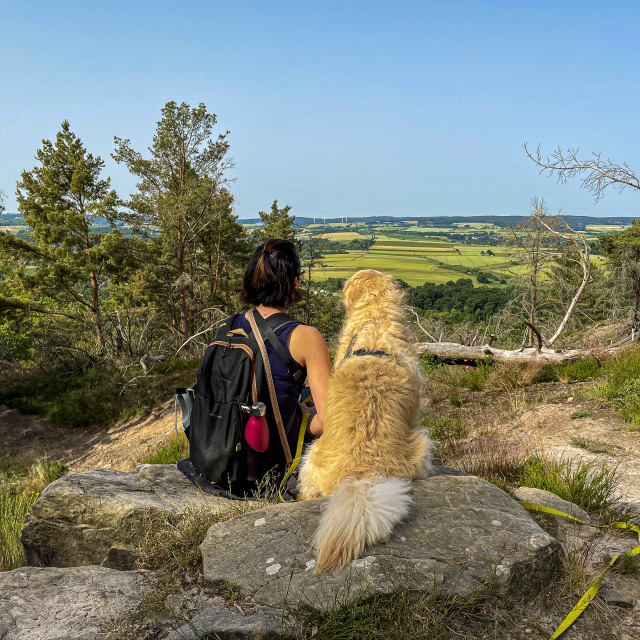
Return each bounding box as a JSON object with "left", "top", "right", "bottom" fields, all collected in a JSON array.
[{"left": 342, "top": 269, "right": 403, "bottom": 312}]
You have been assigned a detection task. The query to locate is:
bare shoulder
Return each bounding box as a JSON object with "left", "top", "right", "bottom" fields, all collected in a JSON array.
[
  {"left": 289, "top": 324, "right": 329, "bottom": 366},
  {"left": 292, "top": 324, "right": 326, "bottom": 343}
]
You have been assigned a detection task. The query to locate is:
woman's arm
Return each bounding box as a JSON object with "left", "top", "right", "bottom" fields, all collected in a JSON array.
[{"left": 288, "top": 325, "right": 331, "bottom": 436}]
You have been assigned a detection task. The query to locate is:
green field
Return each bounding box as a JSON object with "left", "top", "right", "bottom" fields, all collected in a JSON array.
[{"left": 313, "top": 236, "right": 514, "bottom": 286}]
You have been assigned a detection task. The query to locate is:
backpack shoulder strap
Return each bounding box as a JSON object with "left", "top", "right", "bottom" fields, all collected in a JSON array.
[
  {"left": 252, "top": 311, "right": 306, "bottom": 384},
  {"left": 246, "top": 310, "right": 293, "bottom": 467}
]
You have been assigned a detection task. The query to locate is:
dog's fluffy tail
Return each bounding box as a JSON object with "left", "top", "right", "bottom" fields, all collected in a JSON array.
[{"left": 313, "top": 476, "right": 412, "bottom": 575}]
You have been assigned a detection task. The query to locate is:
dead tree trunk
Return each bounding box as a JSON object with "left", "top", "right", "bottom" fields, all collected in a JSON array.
[{"left": 417, "top": 341, "right": 616, "bottom": 365}]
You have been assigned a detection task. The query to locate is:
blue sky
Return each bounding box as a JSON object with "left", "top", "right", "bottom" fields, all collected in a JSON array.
[{"left": 1, "top": 1, "right": 639, "bottom": 219}]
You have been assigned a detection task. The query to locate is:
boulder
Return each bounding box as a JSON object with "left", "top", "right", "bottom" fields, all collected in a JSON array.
[
  {"left": 0, "top": 565, "right": 153, "bottom": 640},
  {"left": 21, "top": 464, "right": 237, "bottom": 568},
  {"left": 166, "top": 605, "right": 285, "bottom": 640},
  {"left": 513, "top": 487, "right": 593, "bottom": 523},
  {"left": 200, "top": 475, "right": 559, "bottom": 610}
]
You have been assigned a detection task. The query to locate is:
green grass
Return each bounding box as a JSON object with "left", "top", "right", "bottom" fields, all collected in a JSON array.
[
  {"left": 0, "top": 457, "right": 69, "bottom": 571},
  {"left": 294, "top": 590, "right": 495, "bottom": 640},
  {"left": 0, "top": 491, "right": 40, "bottom": 571},
  {"left": 531, "top": 358, "right": 602, "bottom": 384},
  {"left": 423, "top": 361, "right": 494, "bottom": 392},
  {"left": 138, "top": 432, "right": 189, "bottom": 465},
  {"left": 522, "top": 455, "right": 621, "bottom": 515},
  {"left": 569, "top": 410, "right": 590, "bottom": 419},
  {"left": 569, "top": 437, "right": 617, "bottom": 455},
  {"left": 581, "top": 347, "right": 640, "bottom": 424}
]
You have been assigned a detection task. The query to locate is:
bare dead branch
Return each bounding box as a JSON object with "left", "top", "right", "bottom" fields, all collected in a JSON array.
[
  {"left": 407, "top": 307, "right": 438, "bottom": 342},
  {"left": 524, "top": 142, "right": 640, "bottom": 202}
]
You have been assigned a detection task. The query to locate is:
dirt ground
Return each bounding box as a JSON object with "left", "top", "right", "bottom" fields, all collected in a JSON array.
[
  {"left": 0, "top": 402, "right": 179, "bottom": 472},
  {"left": 427, "top": 380, "right": 640, "bottom": 515}
]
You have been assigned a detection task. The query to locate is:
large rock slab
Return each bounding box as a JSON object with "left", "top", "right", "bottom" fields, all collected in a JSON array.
[
  {"left": 21, "top": 464, "right": 236, "bottom": 568},
  {"left": 0, "top": 565, "right": 153, "bottom": 640},
  {"left": 201, "top": 475, "right": 559, "bottom": 610},
  {"left": 166, "top": 605, "right": 285, "bottom": 640}
]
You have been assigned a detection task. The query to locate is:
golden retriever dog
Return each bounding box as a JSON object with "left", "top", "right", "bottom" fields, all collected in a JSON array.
[{"left": 298, "top": 269, "right": 432, "bottom": 574}]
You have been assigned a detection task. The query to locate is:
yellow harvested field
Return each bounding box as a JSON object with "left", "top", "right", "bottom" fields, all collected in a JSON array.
[
  {"left": 313, "top": 232, "right": 363, "bottom": 239},
  {"left": 372, "top": 245, "right": 456, "bottom": 251}
]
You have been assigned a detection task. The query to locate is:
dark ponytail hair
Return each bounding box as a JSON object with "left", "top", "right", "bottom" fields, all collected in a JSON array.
[{"left": 242, "top": 239, "right": 302, "bottom": 308}]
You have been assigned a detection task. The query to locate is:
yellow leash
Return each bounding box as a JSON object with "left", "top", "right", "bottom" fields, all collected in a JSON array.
[
  {"left": 518, "top": 501, "right": 640, "bottom": 639},
  {"left": 278, "top": 411, "right": 310, "bottom": 502}
]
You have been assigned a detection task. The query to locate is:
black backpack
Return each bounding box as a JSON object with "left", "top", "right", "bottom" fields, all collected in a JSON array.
[{"left": 186, "top": 309, "right": 306, "bottom": 494}]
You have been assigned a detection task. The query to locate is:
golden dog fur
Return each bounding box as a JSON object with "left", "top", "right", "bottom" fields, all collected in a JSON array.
[{"left": 299, "top": 269, "right": 432, "bottom": 574}]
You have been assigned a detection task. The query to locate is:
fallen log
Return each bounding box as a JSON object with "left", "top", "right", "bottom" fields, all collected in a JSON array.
[{"left": 416, "top": 342, "right": 614, "bottom": 365}]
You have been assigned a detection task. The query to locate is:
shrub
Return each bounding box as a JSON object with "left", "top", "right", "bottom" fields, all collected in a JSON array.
[
  {"left": 584, "top": 346, "right": 640, "bottom": 425},
  {"left": 0, "top": 359, "right": 198, "bottom": 428},
  {"left": 522, "top": 455, "right": 621, "bottom": 514},
  {"left": 421, "top": 415, "right": 469, "bottom": 442},
  {"left": 529, "top": 358, "right": 602, "bottom": 385},
  {"left": 561, "top": 358, "right": 602, "bottom": 382}
]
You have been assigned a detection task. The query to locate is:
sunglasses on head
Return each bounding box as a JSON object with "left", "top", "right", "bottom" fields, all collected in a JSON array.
[{"left": 297, "top": 269, "right": 306, "bottom": 278}]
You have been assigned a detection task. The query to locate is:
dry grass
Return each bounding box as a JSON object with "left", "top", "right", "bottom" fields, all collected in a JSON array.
[{"left": 439, "top": 431, "right": 531, "bottom": 490}]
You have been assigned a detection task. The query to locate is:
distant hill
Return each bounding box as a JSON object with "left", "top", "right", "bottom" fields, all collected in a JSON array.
[
  {"left": 4, "top": 211, "right": 635, "bottom": 231},
  {"left": 236, "top": 214, "right": 636, "bottom": 230}
]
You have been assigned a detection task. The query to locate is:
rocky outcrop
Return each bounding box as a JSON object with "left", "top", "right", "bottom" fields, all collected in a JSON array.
[
  {"left": 21, "top": 464, "right": 236, "bottom": 568},
  {"left": 200, "top": 475, "right": 560, "bottom": 610},
  {"left": 166, "top": 605, "right": 286, "bottom": 640},
  {"left": 0, "top": 566, "right": 153, "bottom": 640}
]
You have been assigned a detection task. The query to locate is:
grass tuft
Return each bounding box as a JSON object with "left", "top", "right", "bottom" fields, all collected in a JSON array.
[
  {"left": 137, "top": 432, "right": 189, "bottom": 465},
  {"left": 569, "top": 437, "right": 617, "bottom": 455},
  {"left": 0, "top": 456, "right": 69, "bottom": 572},
  {"left": 569, "top": 409, "right": 590, "bottom": 419},
  {"left": 522, "top": 455, "right": 621, "bottom": 515},
  {"left": 0, "top": 491, "right": 40, "bottom": 571},
  {"left": 295, "top": 589, "right": 494, "bottom": 640}
]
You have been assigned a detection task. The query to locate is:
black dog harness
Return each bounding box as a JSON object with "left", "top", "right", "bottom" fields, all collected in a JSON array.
[{"left": 344, "top": 334, "right": 390, "bottom": 359}]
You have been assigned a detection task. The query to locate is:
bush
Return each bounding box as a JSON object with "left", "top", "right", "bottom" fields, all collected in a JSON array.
[
  {"left": 584, "top": 347, "right": 640, "bottom": 424},
  {"left": 0, "top": 359, "right": 198, "bottom": 428},
  {"left": 421, "top": 415, "right": 469, "bottom": 442},
  {"left": 522, "top": 455, "right": 621, "bottom": 514}
]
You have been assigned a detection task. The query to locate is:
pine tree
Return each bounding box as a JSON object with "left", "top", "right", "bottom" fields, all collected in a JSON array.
[
  {"left": 1, "top": 121, "right": 119, "bottom": 351},
  {"left": 257, "top": 199, "right": 297, "bottom": 242},
  {"left": 114, "top": 102, "right": 234, "bottom": 346},
  {"left": 598, "top": 220, "right": 640, "bottom": 331}
]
